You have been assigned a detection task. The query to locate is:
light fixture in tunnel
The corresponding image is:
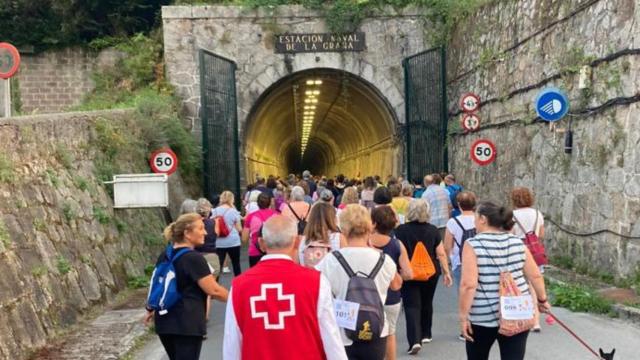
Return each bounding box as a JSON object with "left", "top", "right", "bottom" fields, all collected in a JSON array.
[{"left": 300, "top": 79, "right": 324, "bottom": 157}]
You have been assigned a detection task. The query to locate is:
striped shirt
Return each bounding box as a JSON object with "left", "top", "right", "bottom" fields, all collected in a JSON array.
[{"left": 467, "top": 232, "right": 529, "bottom": 327}]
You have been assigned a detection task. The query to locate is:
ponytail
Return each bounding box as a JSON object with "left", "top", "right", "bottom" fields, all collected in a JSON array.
[{"left": 163, "top": 213, "right": 201, "bottom": 244}]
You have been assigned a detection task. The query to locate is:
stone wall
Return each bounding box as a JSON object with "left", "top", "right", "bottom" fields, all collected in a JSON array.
[
  {"left": 162, "top": 5, "right": 430, "bottom": 181},
  {"left": 12, "top": 47, "right": 121, "bottom": 114},
  {"left": 447, "top": 0, "right": 640, "bottom": 277},
  {"left": 0, "top": 109, "right": 187, "bottom": 359}
]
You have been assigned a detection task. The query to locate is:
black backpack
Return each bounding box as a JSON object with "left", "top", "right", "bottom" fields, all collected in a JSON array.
[
  {"left": 287, "top": 203, "right": 309, "bottom": 235},
  {"left": 453, "top": 217, "right": 476, "bottom": 260},
  {"left": 332, "top": 251, "right": 385, "bottom": 342}
]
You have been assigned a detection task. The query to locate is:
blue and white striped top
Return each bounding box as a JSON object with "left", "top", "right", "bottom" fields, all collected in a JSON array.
[{"left": 467, "top": 232, "right": 529, "bottom": 327}]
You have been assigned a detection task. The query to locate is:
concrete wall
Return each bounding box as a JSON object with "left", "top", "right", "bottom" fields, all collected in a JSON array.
[
  {"left": 447, "top": 0, "right": 640, "bottom": 277},
  {"left": 12, "top": 47, "right": 121, "bottom": 114},
  {"left": 0, "top": 109, "right": 187, "bottom": 359}
]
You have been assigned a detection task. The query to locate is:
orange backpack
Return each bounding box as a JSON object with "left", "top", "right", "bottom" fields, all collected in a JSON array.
[{"left": 410, "top": 242, "right": 436, "bottom": 281}]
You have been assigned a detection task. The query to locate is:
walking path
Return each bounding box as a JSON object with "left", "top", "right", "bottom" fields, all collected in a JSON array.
[{"left": 135, "top": 269, "right": 640, "bottom": 359}]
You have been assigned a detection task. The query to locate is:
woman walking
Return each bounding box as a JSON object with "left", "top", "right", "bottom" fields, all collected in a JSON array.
[
  {"left": 511, "top": 187, "right": 547, "bottom": 331},
  {"left": 316, "top": 204, "right": 400, "bottom": 360},
  {"left": 458, "top": 202, "right": 550, "bottom": 360},
  {"left": 212, "top": 191, "right": 243, "bottom": 276},
  {"left": 298, "top": 202, "right": 345, "bottom": 267},
  {"left": 395, "top": 199, "right": 452, "bottom": 355},
  {"left": 370, "top": 206, "right": 412, "bottom": 360},
  {"left": 144, "top": 213, "right": 228, "bottom": 360}
]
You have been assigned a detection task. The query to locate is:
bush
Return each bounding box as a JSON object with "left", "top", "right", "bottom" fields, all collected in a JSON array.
[{"left": 547, "top": 281, "right": 612, "bottom": 314}]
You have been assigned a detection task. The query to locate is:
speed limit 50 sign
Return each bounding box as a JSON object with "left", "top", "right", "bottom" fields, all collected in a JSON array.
[
  {"left": 150, "top": 148, "right": 178, "bottom": 175},
  {"left": 470, "top": 139, "right": 496, "bottom": 166}
]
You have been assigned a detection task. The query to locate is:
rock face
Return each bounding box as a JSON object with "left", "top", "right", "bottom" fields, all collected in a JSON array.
[
  {"left": 0, "top": 110, "right": 178, "bottom": 359},
  {"left": 447, "top": 0, "right": 640, "bottom": 277}
]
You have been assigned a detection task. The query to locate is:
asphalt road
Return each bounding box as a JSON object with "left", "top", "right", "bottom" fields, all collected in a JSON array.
[{"left": 136, "top": 263, "right": 639, "bottom": 360}]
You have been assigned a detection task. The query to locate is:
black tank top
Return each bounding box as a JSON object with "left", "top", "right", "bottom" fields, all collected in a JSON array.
[{"left": 375, "top": 236, "right": 402, "bottom": 305}]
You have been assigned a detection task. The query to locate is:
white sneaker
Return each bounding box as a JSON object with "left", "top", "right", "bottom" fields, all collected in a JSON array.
[
  {"left": 407, "top": 344, "right": 421, "bottom": 355},
  {"left": 458, "top": 334, "right": 466, "bottom": 341},
  {"left": 222, "top": 267, "right": 231, "bottom": 273},
  {"left": 421, "top": 337, "right": 432, "bottom": 344}
]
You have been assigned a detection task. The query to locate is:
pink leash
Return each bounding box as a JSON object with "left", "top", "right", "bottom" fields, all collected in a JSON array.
[{"left": 546, "top": 312, "right": 600, "bottom": 358}]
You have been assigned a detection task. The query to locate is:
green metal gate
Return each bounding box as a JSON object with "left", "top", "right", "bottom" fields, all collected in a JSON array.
[
  {"left": 403, "top": 47, "right": 448, "bottom": 181},
  {"left": 199, "top": 49, "right": 241, "bottom": 200}
]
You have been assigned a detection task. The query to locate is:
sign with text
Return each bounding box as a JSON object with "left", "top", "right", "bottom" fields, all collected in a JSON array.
[
  {"left": 470, "top": 139, "right": 496, "bottom": 166},
  {"left": 275, "top": 32, "right": 366, "bottom": 53},
  {"left": 150, "top": 148, "right": 178, "bottom": 175}
]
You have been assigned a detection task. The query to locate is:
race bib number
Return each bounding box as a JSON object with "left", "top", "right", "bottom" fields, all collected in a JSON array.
[
  {"left": 334, "top": 299, "right": 359, "bottom": 330},
  {"left": 500, "top": 295, "right": 534, "bottom": 320},
  {"left": 398, "top": 214, "right": 406, "bottom": 225}
]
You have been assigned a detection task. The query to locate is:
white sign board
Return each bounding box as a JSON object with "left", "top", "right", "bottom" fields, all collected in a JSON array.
[{"left": 112, "top": 173, "right": 168, "bottom": 208}]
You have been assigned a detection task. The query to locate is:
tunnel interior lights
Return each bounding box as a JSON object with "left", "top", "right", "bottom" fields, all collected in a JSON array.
[{"left": 301, "top": 79, "right": 323, "bottom": 157}]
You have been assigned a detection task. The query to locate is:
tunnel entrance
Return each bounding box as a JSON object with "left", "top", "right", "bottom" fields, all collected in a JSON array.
[{"left": 243, "top": 69, "right": 400, "bottom": 180}]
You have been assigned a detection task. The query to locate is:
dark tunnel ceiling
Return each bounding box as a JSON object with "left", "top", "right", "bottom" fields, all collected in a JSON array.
[{"left": 245, "top": 69, "right": 396, "bottom": 175}]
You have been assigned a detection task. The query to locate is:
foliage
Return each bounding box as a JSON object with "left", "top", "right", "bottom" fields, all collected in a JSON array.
[
  {"left": 33, "top": 219, "right": 47, "bottom": 232},
  {"left": 0, "top": 0, "right": 171, "bottom": 49},
  {"left": 31, "top": 265, "right": 48, "bottom": 277},
  {"left": 62, "top": 202, "right": 77, "bottom": 223},
  {"left": 55, "top": 143, "right": 75, "bottom": 170},
  {"left": 547, "top": 280, "right": 612, "bottom": 314},
  {"left": 45, "top": 169, "right": 60, "bottom": 188},
  {"left": 73, "top": 175, "right": 90, "bottom": 192},
  {"left": 0, "top": 219, "right": 10, "bottom": 248},
  {"left": 127, "top": 264, "right": 155, "bottom": 288},
  {"left": 0, "top": 155, "right": 15, "bottom": 184},
  {"left": 56, "top": 255, "right": 72, "bottom": 275},
  {"left": 92, "top": 206, "right": 112, "bottom": 225}
]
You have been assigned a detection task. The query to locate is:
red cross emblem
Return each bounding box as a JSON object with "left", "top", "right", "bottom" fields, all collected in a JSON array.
[{"left": 250, "top": 283, "right": 296, "bottom": 330}]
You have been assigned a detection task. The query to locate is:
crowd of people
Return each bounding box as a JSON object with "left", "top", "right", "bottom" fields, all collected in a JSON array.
[{"left": 144, "top": 170, "right": 550, "bottom": 360}]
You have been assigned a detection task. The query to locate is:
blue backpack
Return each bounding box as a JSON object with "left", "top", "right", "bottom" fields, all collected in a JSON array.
[{"left": 147, "top": 245, "right": 191, "bottom": 315}]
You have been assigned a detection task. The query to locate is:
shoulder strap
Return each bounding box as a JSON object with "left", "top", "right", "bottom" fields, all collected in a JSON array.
[
  {"left": 513, "top": 215, "right": 527, "bottom": 234},
  {"left": 332, "top": 251, "right": 355, "bottom": 278},
  {"left": 368, "top": 252, "right": 386, "bottom": 279},
  {"left": 453, "top": 216, "right": 466, "bottom": 231},
  {"left": 287, "top": 203, "right": 302, "bottom": 222},
  {"left": 301, "top": 203, "right": 311, "bottom": 221},
  {"left": 170, "top": 247, "right": 192, "bottom": 263},
  {"left": 532, "top": 211, "right": 539, "bottom": 233}
]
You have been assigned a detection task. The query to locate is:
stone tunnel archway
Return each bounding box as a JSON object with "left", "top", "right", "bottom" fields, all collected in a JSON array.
[{"left": 243, "top": 68, "right": 402, "bottom": 180}]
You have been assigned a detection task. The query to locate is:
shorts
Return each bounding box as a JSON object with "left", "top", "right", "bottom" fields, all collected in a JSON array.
[
  {"left": 383, "top": 302, "right": 402, "bottom": 336},
  {"left": 203, "top": 253, "right": 221, "bottom": 276}
]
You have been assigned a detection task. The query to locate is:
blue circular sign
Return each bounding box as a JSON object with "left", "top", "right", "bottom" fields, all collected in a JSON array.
[{"left": 535, "top": 88, "right": 569, "bottom": 122}]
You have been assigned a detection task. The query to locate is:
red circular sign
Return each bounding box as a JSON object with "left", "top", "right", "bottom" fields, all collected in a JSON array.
[
  {"left": 470, "top": 139, "right": 496, "bottom": 166},
  {"left": 461, "top": 113, "right": 481, "bottom": 132},
  {"left": 150, "top": 148, "right": 178, "bottom": 175},
  {"left": 460, "top": 92, "right": 481, "bottom": 113},
  {"left": 0, "top": 43, "right": 21, "bottom": 79}
]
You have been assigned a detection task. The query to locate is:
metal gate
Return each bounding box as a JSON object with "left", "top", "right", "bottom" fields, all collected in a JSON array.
[
  {"left": 403, "top": 47, "right": 448, "bottom": 181},
  {"left": 199, "top": 49, "right": 240, "bottom": 200}
]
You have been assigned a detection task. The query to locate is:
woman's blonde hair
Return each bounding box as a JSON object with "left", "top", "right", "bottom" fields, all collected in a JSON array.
[
  {"left": 340, "top": 187, "right": 359, "bottom": 205},
  {"left": 339, "top": 204, "right": 372, "bottom": 239},
  {"left": 219, "top": 191, "right": 235, "bottom": 207},
  {"left": 163, "top": 213, "right": 201, "bottom": 243}
]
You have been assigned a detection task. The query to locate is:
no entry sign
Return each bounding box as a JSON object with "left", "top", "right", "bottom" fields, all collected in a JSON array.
[
  {"left": 0, "top": 43, "right": 20, "bottom": 79},
  {"left": 150, "top": 148, "right": 178, "bottom": 175},
  {"left": 461, "top": 113, "right": 481, "bottom": 132},
  {"left": 460, "top": 93, "right": 480, "bottom": 113},
  {"left": 470, "top": 139, "right": 496, "bottom": 166}
]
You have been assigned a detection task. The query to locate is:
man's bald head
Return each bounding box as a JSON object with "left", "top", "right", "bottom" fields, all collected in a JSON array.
[
  {"left": 261, "top": 215, "right": 297, "bottom": 251},
  {"left": 424, "top": 175, "right": 434, "bottom": 186}
]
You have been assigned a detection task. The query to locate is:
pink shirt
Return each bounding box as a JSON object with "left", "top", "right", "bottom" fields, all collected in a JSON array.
[{"left": 244, "top": 209, "right": 277, "bottom": 256}]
